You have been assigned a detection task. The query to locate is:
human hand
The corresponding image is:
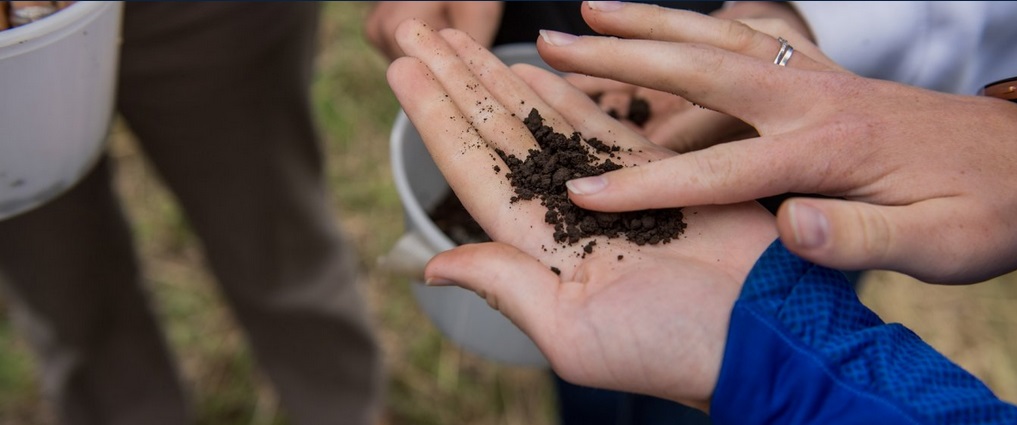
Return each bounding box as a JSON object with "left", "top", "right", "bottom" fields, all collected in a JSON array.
[
  {"left": 560, "top": 1, "right": 824, "bottom": 153},
  {"left": 564, "top": 73, "right": 755, "bottom": 153},
  {"left": 387, "top": 18, "right": 778, "bottom": 409},
  {"left": 540, "top": 2, "right": 1017, "bottom": 284},
  {"left": 364, "top": 1, "right": 503, "bottom": 61}
]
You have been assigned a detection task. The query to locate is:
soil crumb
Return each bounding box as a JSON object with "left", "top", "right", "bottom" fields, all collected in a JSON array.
[{"left": 493, "top": 108, "right": 686, "bottom": 252}]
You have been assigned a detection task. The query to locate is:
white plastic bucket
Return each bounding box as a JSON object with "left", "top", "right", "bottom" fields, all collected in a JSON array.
[
  {"left": 0, "top": 2, "right": 123, "bottom": 220},
  {"left": 386, "top": 44, "right": 555, "bottom": 367}
]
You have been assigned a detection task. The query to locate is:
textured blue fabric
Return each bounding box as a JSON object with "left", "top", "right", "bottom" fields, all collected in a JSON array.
[{"left": 711, "top": 240, "right": 1017, "bottom": 424}]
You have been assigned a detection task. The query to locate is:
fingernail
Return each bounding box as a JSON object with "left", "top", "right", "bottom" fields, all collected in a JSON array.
[
  {"left": 539, "top": 29, "right": 579, "bottom": 46},
  {"left": 789, "top": 202, "right": 829, "bottom": 249},
  {"left": 424, "top": 277, "right": 456, "bottom": 286},
  {"left": 587, "top": 1, "right": 624, "bottom": 11},
  {"left": 566, "top": 175, "right": 608, "bottom": 195}
]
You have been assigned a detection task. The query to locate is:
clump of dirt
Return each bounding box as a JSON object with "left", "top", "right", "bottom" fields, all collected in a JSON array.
[
  {"left": 625, "top": 97, "right": 651, "bottom": 128},
  {"left": 493, "top": 108, "right": 686, "bottom": 251},
  {"left": 428, "top": 108, "right": 685, "bottom": 260}
]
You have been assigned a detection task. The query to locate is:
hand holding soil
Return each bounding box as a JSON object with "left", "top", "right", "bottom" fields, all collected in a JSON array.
[{"left": 387, "top": 19, "right": 778, "bottom": 409}]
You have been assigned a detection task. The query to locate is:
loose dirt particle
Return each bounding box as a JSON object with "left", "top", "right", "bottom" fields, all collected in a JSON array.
[{"left": 495, "top": 108, "right": 686, "bottom": 252}]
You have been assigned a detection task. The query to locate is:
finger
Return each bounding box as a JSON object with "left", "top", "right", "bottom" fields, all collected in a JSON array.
[
  {"left": 736, "top": 18, "right": 841, "bottom": 70},
  {"left": 579, "top": 1, "right": 829, "bottom": 71},
  {"left": 565, "top": 73, "right": 637, "bottom": 96},
  {"left": 441, "top": 28, "right": 672, "bottom": 163},
  {"left": 647, "top": 110, "right": 755, "bottom": 153},
  {"left": 565, "top": 73, "right": 755, "bottom": 153},
  {"left": 439, "top": 28, "right": 666, "bottom": 166},
  {"left": 447, "top": 1, "right": 504, "bottom": 48},
  {"left": 363, "top": 3, "right": 415, "bottom": 60},
  {"left": 564, "top": 128, "right": 840, "bottom": 211},
  {"left": 435, "top": 27, "right": 578, "bottom": 146},
  {"left": 512, "top": 64, "right": 674, "bottom": 160},
  {"left": 395, "top": 19, "right": 541, "bottom": 158},
  {"left": 387, "top": 56, "right": 545, "bottom": 246},
  {"left": 364, "top": 2, "right": 459, "bottom": 62},
  {"left": 776, "top": 198, "right": 1003, "bottom": 284},
  {"left": 424, "top": 242, "right": 560, "bottom": 343},
  {"left": 536, "top": 29, "right": 823, "bottom": 132},
  {"left": 386, "top": 56, "right": 500, "bottom": 185}
]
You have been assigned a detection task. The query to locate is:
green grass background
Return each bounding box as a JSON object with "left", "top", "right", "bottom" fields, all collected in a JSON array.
[{"left": 3, "top": 2, "right": 1017, "bottom": 424}]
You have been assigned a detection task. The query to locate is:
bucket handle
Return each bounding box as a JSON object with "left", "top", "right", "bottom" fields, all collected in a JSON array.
[{"left": 377, "top": 230, "right": 436, "bottom": 280}]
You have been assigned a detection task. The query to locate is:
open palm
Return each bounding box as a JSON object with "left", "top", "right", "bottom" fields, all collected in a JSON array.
[{"left": 387, "top": 19, "right": 777, "bottom": 409}]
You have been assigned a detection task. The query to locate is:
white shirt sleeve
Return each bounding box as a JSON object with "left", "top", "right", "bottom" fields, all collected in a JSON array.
[{"left": 790, "top": 1, "right": 1017, "bottom": 95}]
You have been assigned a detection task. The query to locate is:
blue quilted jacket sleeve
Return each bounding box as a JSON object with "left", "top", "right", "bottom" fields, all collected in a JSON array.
[{"left": 710, "top": 240, "right": 1017, "bottom": 424}]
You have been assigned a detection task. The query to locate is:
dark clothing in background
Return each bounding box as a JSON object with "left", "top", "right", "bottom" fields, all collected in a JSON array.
[{"left": 0, "top": 3, "right": 382, "bottom": 425}]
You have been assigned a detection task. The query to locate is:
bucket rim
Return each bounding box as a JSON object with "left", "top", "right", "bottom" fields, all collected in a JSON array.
[{"left": 389, "top": 109, "right": 458, "bottom": 252}]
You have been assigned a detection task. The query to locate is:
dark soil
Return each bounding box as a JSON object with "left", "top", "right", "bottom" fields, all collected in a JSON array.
[
  {"left": 495, "top": 108, "right": 685, "bottom": 251},
  {"left": 626, "top": 97, "right": 651, "bottom": 128},
  {"left": 592, "top": 93, "right": 652, "bottom": 128},
  {"left": 428, "top": 108, "right": 686, "bottom": 258},
  {"left": 430, "top": 191, "right": 491, "bottom": 245}
]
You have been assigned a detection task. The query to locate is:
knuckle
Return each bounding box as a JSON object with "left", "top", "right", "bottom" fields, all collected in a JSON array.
[
  {"left": 854, "top": 208, "right": 894, "bottom": 265},
  {"left": 692, "top": 150, "right": 735, "bottom": 202},
  {"left": 723, "top": 19, "right": 766, "bottom": 54}
]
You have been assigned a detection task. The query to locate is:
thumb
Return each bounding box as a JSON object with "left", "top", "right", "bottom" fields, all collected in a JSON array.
[
  {"left": 776, "top": 198, "right": 886, "bottom": 273},
  {"left": 424, "top": 242, "right": 559, "bottom": 337},
  {"left": 775, "top": 198, "right": 977, "bottom": 283}
]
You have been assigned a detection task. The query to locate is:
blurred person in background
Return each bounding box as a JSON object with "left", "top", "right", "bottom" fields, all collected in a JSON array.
[{"left": 0, "top": 3, "right": 382, "bottom": 425}]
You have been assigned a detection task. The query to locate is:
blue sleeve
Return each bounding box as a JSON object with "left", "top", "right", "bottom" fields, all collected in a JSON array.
[{"left": 710, "top": 240, "right": 1017, "bottom": 424}]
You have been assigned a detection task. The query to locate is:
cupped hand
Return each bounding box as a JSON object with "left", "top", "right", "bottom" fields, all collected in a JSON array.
[
  {"left": 539, "top": 2, "right": 1017, "bottom": 284},
  {"left": 364, "top": 1, "right": 503, "bottom": 61},
  {"left": 387, "top": 18, "right": 778, "bottom": 409}
]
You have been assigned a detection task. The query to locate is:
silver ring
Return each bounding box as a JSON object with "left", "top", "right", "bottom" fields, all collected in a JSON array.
[
  {"left": 10, "top": 4, "right": 59, "bottom": 27},
  {"left": 773, "top": 37, "right": 794, "bottom": 67}
]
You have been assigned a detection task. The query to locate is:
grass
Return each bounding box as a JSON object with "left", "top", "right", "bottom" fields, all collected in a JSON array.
[{"left": 4, "top": 2, "right": 1017, "bottom": 424}]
